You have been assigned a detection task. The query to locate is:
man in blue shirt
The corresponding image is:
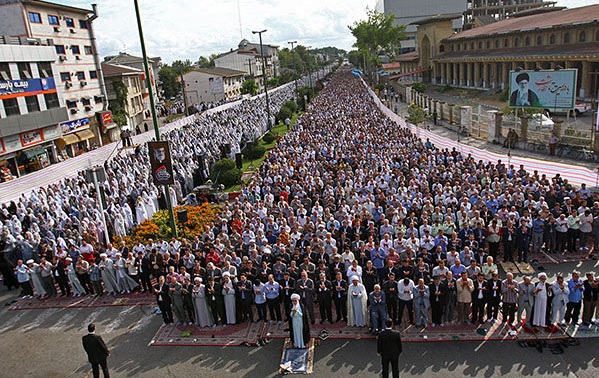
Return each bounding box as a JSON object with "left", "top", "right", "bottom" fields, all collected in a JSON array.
[
  {"left": 371, "top": 243, "right": 387, "bottom": 281},
  {"left": 531, "top": 214, "right": 545, "bottom": 255},
  {"left": 565, "top": 271, "right": 585, "bottom": 325},
  {"left": 264, "top": 274, "right": 282, "bottom": 323},
  {"left": 14, "top": 259, "right": 34, "bottom": 298}
]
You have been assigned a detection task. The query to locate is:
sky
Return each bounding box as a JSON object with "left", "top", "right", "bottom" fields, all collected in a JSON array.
[{"left": 55, "top": 0, "right": 596, "bottom": 64}]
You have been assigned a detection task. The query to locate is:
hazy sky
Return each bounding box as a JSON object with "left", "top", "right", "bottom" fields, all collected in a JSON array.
[{"left": 54, "top": 0, "right": 597, "bottom": 64}]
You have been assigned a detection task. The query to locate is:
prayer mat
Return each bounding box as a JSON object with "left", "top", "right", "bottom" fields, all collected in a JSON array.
[
  {"left": 263, "top": 319, "right": 375, "bottom": 341},
  {"left": 516, "top": 263, "right": 536, "bottom": 274},
  {"left": 149, "top": 320, "right": 264, "bottom": 347},
  {"left": 500, "top": 262, "right": 519, "bottom": 274},
  {"left": 533, "top": 250, "right": 593, "bottom": 264},
  {"left": 558, "top": 323, "right": 599, "bottom": 339},
  {"left": 279, "top": 338, "right": 314, "bottom": 374},
  {"left": 8, "top": 292, "right": 155, "bottom": 310}
]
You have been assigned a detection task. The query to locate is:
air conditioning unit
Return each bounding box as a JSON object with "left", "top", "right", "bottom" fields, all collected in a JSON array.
[
  {"left": 84, "top": 105, "right": 92, "bottom": 111},
  {"left": 75, "top": 55, "right": 82, "bottom": 60},
  {"left": 65, "top": 81, "right": 72, "bottom": 89},
  {"left": 59, "top": 55, "right": 67, "bottom": 61},
  {"left": 70, "top": 108, "right": 78, "bottom": 114},
  {"left": 70, "top": 28, "right": 76, "bottom": 34},
  {"left": 53, "top": 26, "right": 60, "bottom": 32},
  {"left": 80, "top": 81, "right": 87, "bottom": 87}
]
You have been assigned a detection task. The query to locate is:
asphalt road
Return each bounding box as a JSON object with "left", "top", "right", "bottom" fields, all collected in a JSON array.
[{"left": 1, "top": 260, "right": 598, "bottom": 378}]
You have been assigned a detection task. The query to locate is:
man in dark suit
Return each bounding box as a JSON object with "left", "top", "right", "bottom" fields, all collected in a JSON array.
[
  {"left": 82, "top": 323, "right": 110, "bottom": 378},
  {"left": 153, "top": 275, "right": 173, "bottom": 324},
  {"left": 377, "top": 318, "right": 402, "bottom": 378}
]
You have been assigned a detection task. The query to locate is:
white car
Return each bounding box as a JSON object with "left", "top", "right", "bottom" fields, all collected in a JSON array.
[{"left": 530, "top": 113, "right": 554, "bottom": 130}]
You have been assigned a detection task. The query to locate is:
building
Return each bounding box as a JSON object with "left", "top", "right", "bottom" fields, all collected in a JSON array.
[
  {"left": 103, "top": 52, "right": 161, "bottom": 102},
  {"left": 463, "top": 0, "right": 556, "bottom": 30},
  {"left": 0, "top": 36, "right": 69, "bottom": 179},
  {"left": 375, "top": 0, "right": 467, "bottom": 52},
  {"left": 182, "top": 68, "right": 245, "bottom": 105},
  {"left": 423, "top": 4, "right": 599, "bottom": 99},
  {"left": 102, "top": 62, "right": 149, "bottom": 134},
  {"left": 0, "top": 0, "right": 110, "bottom": 149},
  {"left": 214, "top": 39, "right": 279, "bottom": 87}
]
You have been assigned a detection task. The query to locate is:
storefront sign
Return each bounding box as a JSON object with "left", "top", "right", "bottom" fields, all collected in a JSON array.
[
  {"left": 20, "top": 129, "right": 44, "bottom": 147},
  {"left": 100, "top": 111, "right": 113, "bottom": 125},
  {"left": 0, "top": 78, "right": 56, "bottom": 99},
  {"left": 60, "top": 117, "right": 89, "bottom": 133}
]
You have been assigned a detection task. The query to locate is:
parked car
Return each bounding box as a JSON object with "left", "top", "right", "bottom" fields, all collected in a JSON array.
[
  {"left": 544, "top": 101, "right": 592, "bottom": 117},
  {"left": 530, "top": 113, "right": 555, "bottom": 130}
]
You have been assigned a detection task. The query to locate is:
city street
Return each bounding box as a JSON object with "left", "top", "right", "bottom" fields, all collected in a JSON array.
[{"left": 1, "top": 260, "right": 597, "bottom": 378}]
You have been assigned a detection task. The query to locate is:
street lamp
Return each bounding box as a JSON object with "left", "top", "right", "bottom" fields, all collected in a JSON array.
[
  {"left": 134, "top": 0, "right": 177, "bottom": 236},
  {"left": 252, "top": 29, "right": 271, "bottom": 130},
  {"left": 288, "top": 41, "right": 298, "bottom": 99}
]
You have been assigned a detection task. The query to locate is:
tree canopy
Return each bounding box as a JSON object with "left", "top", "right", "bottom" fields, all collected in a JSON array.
[
  {"left": 158, "top": 60, "right": 193, "bottom": 100},
  {"left": 349, "top": 9, "right": 405, "bottom": 68}
]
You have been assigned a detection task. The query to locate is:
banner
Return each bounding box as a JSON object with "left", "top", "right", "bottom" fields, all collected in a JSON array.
[
  {"left": 60, "top": 117, "right": 89, "bottom": 133},
  {"left": 508, "top": 69, "right": 577, "bottom": 110},
  {"left": 208, "top": 76, "right": 223, "bottom": 94},
  {"left": 0, "top": 78, "right": 56, "bottom": 99},
  {"left": 148, "top": 141, "right": 174, "bottom": 185},
  {"left": 20, "top": 129, "right": 44, "bottom": 147}
]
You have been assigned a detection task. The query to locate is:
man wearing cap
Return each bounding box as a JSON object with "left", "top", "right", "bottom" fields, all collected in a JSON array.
[
  {"left": 289, "top": 293, "right": 310, "bottom": 348},
  {"left": 348, "top": 275, "right": 368, "bottom": 327},
  {"left": 369, "top": 284, "right": 387, "bottom": 333},
  {"left": 518, "top": 276, "right": 535, "bottom": 327},
  {"left": 509, "top": 72, "right": 541, "bottom": 107},
  {"left": 14, "top": 259, "right": 33, "bottom": 298}
]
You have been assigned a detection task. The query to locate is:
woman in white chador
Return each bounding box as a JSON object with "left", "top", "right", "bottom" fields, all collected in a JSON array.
[{"left": 135, "top": 196, "right": 148, "bottom": 224}]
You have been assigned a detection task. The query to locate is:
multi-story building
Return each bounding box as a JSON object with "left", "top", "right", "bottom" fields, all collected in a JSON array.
[
  {"left": 0, "top": 36, "right": 68, "bottom": 178},
  {"left": 0, "top": 0, "right": 111, "bottom": 149},
  {"left": 463, "top": 0, "right": 556, "bottom": 30},
  {"left": 375, "top": 0, "right": 467, "bottom": 52},
  {"left": 102, "top": 62, "right": 149, "bottom": 132},
  {"left": 182, "top": 68, "right": 245, "bottom": 105},
  {"left": 103, "top": 52, "right": 161, "bottom": 102},
  {"left": 214, "top": 39, "right": 279, "bottom": 89}
]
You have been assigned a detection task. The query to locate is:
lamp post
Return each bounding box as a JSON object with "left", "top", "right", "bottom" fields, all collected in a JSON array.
[
  {"left": 306, "top": 46, "right": 314, "bottom": 97},
  {"left": 252, "top": 29, "right": 271, "bottom": 130},
  {"left": 134, "top": 0, "right": 177, "bottom": 237},
  {"left": 288, "top": 41, "right": 298, "bottom": 99}
]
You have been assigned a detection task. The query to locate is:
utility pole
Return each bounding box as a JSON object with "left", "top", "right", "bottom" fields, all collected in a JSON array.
[
  {"left": 252, "top": 29, "right": 271, "bottom": 130},
  {"left": 134, "top": 0, "right": 177, "bottom": 237},
  {"left": 245, "top": 57, "right": 253, "bottom": 77},
  {"left": 288, "top": 40, "right": 298, "bottom": 99}
]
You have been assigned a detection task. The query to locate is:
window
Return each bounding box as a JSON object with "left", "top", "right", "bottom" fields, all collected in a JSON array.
[
  {"left": 439, "top": 45, "right": 445, "bottom": 53},
  {"left": 17, "top": 63, "right": 31, "bottom": 79},
  {"left": 76, "top": 71, "right": 85, "bottom": 80},
  {"left": 66, "top": 100, "right": 77, "bottom": 109},
  {"left": 71, "top": 45, "right": 80, "bottom": 54},
  {"left": 0, "top": 62, "right": 11, "bottom": 81},
  {"left": 44, "top": 93, "right": 59, "bottom": 109},
  {"left": 25, "top": 95, "right": 40, "bottom": 112},
  {"left": 536, "top": 36, "right": 543, "bottom": 46},
  {"left": 89, "top": 70, "right": 98, "bottom": 79},
  {"left": 48, "top": 15, "right": 59, "bottom": 25},
  {"left": 504, "top": 39, "right": 509, "bottom": 48},
  {"left": 549, "top": 34, "right": 556, "bottom": 44},
  {"left": 579, "top": 31, "right": 586, "bottom": 42},
  {"left": 79, "top": 19, "right": 88, "bottom": 29},
  {"left": 28, "top": 12, "right": 41, "bottom": 23},
  {"left": 563, "top": 32, "right": 570, "bottom": 43},
  {"left": 55, "top": 45, "right": 66, "bottom": 55},
  {"left": 94, "top": 95, "right": 104, "bottom": 104},
  {"left": 525, "top": 36, "right": 531, "bottom": 46},
  {"left": 84, "top": 45, "right": 92, "bottom": 55},
  {"left": 514, "top": 38, "right": 520, "bottom": 47},
  {"left": 81, "top": 97, "right": 91, "bottom": 106},
  {"left": 60, "top": 72, "right": 70, "bottom": 82},
  {"left": 37, "top": 62, "right": 53, "bottom": 78},
  {"left": 3, "top": 98, "right": 20, "bottom": 116},
  {"left": 486, "top": 41, "right": 490, "bottom": 49},
  {"left": 477, "top": 42, "right": 481, "bottom": 49},
  {"left": 596, "top": 30, "right": 599, "bottom": 41},
  {"left": 495, "top": 40, "right": 499, "bottom": 48},
  {"left": 65, "top": 17, "right": 74, "bottom": 27}
]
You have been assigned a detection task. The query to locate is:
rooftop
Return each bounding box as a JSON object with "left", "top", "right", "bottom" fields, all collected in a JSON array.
[
  {"left": 0, "top": 0, "right": 92, "bottom": 14},
  {"left": 447, "top": 4, "right": 599, "bottom": 40},
  {"left": 101, "top": 63, "right": 143, "bottom": 77},
  {"left": 189, "top": 67, "right": 246, "bottom": 77},
  {"left": 104, "top": 52, "right": 161, "bottom": 66}
]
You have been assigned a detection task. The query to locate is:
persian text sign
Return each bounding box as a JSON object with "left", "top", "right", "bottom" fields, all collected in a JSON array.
[{"left": 508, "top": 69, "right": 577, "bottom": 109}]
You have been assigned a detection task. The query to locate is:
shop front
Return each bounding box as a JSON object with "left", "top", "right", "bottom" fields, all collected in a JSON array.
[
  {"left": 57, "top": 117, "right": 95, "bottom": 157},
  {"left": 98, "top": 111, "right": 119, "bottom": 145}
]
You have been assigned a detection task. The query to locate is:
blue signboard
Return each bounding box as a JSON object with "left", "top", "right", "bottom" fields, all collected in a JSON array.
[
  {"left": 60, "top": 117, "right": 89, "bottom": 133},
  {"left": 508, "top": 69, "right": 577, "bottom": 109},
  {"left": 0, "top": 78, "right": 56, "bottom": 98}
]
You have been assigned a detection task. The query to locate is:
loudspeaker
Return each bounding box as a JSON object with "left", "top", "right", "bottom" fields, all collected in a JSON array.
[
  {"left": 177, "top": 209, "right": 188, "bottom": 224},
  {"left": 235, "top": 153, "right": 242, "bottom": 169}
]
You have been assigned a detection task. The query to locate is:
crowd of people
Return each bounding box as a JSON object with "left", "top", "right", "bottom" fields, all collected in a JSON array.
[{"left": 2, "top": 67, "right": 599, "bottom": 340}]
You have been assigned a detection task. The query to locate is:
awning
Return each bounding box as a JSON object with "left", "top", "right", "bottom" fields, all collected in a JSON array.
[
  {"left": 103, "top": 122, "right": 118, "bottom": 130},
  {"left": 76, "top": 129, "right": 96, "bottom": 141},
  {"left": 388, "top": 68, "right": 431, "bottom": 80},
  {"left": 61, "top": 133, "right": 80, "bottom": 145},
  {"left": 18, "top": 147, "right": 45, "bottom": 163}
]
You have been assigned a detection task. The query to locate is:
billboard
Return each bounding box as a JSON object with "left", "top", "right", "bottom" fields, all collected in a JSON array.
[
  {"left": 208, "top": 76, "right": 223, "bottom": 94},
  {"left": 508, "top": 69, "right": 577, "bottom": 109},
  {"left": 0, "top": 78, "right": 56, "bottom": 99},
  {"left": 148, "top": 141, "right": 174, "bottom": 186}
]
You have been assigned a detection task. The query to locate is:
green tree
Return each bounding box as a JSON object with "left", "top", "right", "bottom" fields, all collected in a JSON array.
[
  {"left": 349, "top": 9, "right": 406, "bottom": 70},
  {"left": 196, "top": 54, "right": 217, "bottom": 68},
  {"left": 158, "top": 65, "right": 179, "bottom": 100},
  {"left": 405, "top": 103, "right": 427, "bottom": 126},
  {"left": 171, "top": 59, "right": 193, "bottom": 75},
  {"left": 412, "top": 82, "right": 427, "bottom": 93},
  {"left": 109, "top": 80, "right": 128, "bottom": 126},
  {"left": 241, "top": 79, "right": 259, "bottom": 96}
]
